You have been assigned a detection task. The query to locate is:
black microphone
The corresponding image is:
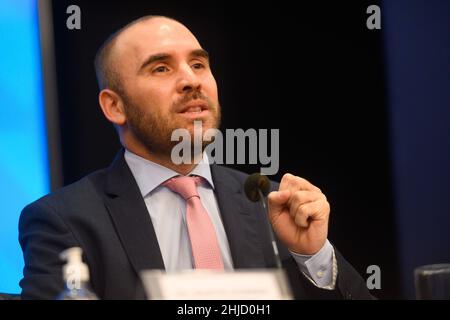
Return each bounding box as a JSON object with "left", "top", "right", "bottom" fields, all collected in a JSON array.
[{"left": 244, "top": 173, "right": 282, "bottom": 269}]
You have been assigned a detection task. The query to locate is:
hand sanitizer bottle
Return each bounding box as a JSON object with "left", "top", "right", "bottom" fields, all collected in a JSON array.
[{"left": 57, "top": 247, "right": 98, "bottom": 300}]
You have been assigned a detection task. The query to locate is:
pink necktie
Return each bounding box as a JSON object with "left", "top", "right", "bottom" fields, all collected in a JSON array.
[{"left": 163, "top": 176, "right": 224, "bottom": 270}]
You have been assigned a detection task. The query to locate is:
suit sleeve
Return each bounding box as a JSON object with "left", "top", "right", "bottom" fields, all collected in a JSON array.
[
  {"left": 334, "top": 247, "right": 375, "bottom": 300},
  {"left": 19, "top": 199, "right": 80, "bottom": 300}
]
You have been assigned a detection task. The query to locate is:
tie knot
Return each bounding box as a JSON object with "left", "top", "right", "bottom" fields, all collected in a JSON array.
[{"left": 163, "top": 175, "right": 202, "bottom": 200}]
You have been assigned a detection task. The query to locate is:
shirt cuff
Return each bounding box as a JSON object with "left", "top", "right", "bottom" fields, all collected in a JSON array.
[{"left": 289, "top": 239, "right": 337, "bottom": 289}]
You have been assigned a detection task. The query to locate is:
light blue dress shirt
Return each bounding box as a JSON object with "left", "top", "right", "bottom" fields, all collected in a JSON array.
[{"left": 124, "top": 149, "right": 336, "bottom": 288}]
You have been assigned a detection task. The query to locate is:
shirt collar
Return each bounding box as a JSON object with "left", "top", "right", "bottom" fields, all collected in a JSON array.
[{"left": 124, "top": 149, "right": 215, "bottom": 197}]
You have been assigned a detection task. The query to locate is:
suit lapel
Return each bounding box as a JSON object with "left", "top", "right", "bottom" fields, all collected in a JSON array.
[
  {"left": 103, "top": 150, "right": 165, "bottom": 275},
  {"left": 211, "top": 165, "right": 266, "bottom": 269},
  {"left": 101, "top": 150, "right": 265, "bottom": 273}
]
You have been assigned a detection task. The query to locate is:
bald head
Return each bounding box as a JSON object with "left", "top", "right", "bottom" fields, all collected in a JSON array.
[{"left": 94, "top": 16, "right": 199, "bottom": 94}]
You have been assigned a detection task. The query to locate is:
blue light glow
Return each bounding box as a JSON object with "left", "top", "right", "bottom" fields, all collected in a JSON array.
[{"left": 0, "top": 0, "right": 50, "bottom": 293}]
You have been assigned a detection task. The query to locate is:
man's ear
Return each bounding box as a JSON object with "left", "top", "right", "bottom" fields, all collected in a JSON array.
[{"left": 98, "top": 89, "right": 127, "bottom": 126}]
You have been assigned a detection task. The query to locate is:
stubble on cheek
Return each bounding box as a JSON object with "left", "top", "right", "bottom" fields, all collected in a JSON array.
[{"left": 123, "top": 89, "right": 221, "bottom": 156}]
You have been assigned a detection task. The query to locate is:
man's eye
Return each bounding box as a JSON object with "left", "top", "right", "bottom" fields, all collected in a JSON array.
[
  {"left": 153, "top": 66, "right": 169, "bottom": 73},
  {"left": 192, "top": 63, "right": 205, "bottom": 69}
]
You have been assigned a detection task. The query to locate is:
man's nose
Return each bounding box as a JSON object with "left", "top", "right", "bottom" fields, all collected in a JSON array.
[{"left": 176, "top": 65, "right": 201, "bottom": 93}]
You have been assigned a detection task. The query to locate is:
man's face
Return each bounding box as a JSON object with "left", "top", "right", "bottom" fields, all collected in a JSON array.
[{"left": 112, "top": 18, "right": 221, "bottom": 156}]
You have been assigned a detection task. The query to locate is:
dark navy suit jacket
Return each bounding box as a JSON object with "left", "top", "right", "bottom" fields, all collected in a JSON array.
[{"left": 19, "top": 149, "right": 372, "bottom": 299}]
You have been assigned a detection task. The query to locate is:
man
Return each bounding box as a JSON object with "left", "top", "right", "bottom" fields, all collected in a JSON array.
[{"left": 19, "top": 16, "right": 372, "bottom": 299}]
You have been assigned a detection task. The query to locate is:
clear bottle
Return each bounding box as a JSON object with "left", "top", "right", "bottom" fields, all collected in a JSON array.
[{"left": 56, "top": 247, "right": 98, "bottom": 300}]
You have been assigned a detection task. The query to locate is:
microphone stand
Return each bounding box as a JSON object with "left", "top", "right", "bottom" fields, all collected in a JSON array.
[{"left": 257, "top": 188, "right": 282, "bottom": 269}]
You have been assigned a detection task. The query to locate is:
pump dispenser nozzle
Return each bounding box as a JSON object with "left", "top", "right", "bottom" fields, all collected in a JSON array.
[
  {"left": 60, "top": 247, "right": 90, "bottom": 284},
  {"left": 57, "top": 247, "right": 98, "bottom": 300}
]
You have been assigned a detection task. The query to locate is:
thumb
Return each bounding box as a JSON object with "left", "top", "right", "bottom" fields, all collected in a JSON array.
[{"left": 268, "top": 190, "right": 291, "bottom": 217}]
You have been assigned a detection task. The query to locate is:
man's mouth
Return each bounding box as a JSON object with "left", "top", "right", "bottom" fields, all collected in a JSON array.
[
  {"left": 182, "top": 106, "right": 203, "bottom": 114},
  {"left": 178, "top": 99, "right": 210, "bottom": 117}
]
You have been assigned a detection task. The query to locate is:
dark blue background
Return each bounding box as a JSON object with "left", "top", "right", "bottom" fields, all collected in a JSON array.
[{"left": 383, "top": 0, "right": 450, "bottom": 298}]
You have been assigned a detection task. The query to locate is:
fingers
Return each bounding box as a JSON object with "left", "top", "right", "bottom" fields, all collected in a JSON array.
[
  {"left": 279, "top": 173, "right": 321, "bottom": 193},
  {"left": 272, "top": 173, "right": 329, "bottom": 228},
  {"left": 268, "top": 190, "right": 291, "bottom": 216},
  {"left": 287, "top": 190, "right": 324, "bottom": 213},
  {"left": 288, "top": 190, "right": 325, "bottom": 220},
  {"left": 293, "top": 199, "right": 329, "bottom": 228}
]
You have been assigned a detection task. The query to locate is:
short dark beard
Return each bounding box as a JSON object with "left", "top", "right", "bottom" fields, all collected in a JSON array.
[{"left": 121, "top": 90, "right": 221, "bottom": 159}]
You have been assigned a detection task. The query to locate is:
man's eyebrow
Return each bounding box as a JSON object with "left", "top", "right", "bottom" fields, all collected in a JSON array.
[
  {"left": 138, "top": 53, "right": 171, "bottom": 72},
  {"left": 190, "top": 49, "right": 209, "bottom": 60}
]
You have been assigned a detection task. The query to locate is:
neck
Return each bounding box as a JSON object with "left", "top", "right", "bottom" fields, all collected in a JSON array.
[{"left": 125, "top": 145, "right": 203, "bottom": 176}]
